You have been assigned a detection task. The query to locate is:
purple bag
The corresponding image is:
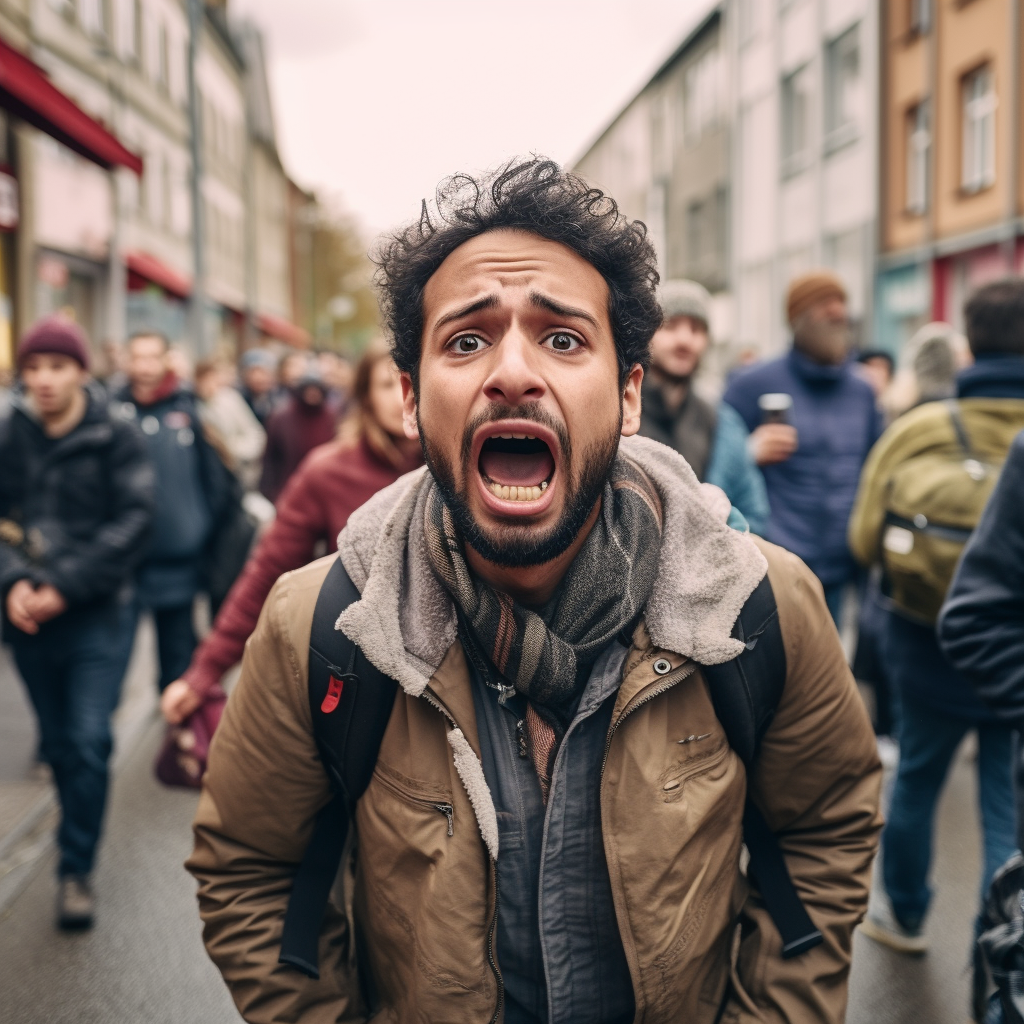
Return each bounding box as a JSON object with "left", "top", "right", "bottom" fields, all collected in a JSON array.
[{"left": 154, "top": 686, "right": 227, "bottom": 789}]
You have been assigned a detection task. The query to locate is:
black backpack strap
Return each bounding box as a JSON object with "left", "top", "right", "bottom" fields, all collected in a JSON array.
[
  {"left": 278, "top": 557, "right": 398, "bottom": 979},
  {"left": 945, "top": 398, "right": 974, "bottom": 458},
  {"left": 703, "top": 574, "right": 824, "bottom": 959}
]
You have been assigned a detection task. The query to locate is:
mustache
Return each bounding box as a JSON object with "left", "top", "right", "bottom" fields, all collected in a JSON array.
[{"left": 459, "top": 403, "right": 571, "bottom": 469}]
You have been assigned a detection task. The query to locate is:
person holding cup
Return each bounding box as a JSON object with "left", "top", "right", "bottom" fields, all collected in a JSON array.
[{"left": 723, "top": 271, "right": 882, "bottom": 624}]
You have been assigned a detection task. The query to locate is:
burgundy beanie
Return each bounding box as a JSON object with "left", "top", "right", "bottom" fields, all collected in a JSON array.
[{"left": 17, "top": 315, "right": 90, "bottom": 370}]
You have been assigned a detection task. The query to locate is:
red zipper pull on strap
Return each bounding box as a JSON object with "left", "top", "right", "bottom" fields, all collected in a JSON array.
[{"left": 321, "top": 675, "right": 344, "bottom": 714}]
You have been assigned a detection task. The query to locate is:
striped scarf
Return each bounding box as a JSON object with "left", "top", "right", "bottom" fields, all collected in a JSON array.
[{"left": 424, "top": 454, "right": 663, "bottom": 797}]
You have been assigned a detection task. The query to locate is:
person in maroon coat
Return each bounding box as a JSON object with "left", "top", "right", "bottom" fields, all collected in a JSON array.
[
  {"left": 160, "top": 348, "right": 422, "bottom": 724},
  {"left": 258, "top": 368, "right": 341, "bottom": 503}
]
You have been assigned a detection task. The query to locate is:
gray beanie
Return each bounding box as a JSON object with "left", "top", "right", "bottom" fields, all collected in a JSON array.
[
  {"left": 659, "top": 279, "right": 712, "bottom": 332},
  {"left": 908, "top": 321, "right": 960, "bottom": 401}
]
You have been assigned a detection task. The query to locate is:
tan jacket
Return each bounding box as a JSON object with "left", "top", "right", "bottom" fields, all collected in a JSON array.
[{"left": 188, "top": 436, "right": 881, "bottom": 1024}]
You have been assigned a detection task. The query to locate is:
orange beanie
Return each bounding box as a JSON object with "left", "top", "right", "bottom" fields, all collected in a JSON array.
[{"left": 785, "top": 270, "right": 847, "bottom": 326}]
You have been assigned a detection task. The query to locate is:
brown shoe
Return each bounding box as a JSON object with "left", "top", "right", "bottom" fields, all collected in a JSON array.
[{"left": 57, "top": 875, "right": 94, "bottom": 930}]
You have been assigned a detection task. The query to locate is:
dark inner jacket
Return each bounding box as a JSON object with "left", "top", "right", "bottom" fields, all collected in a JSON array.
[
  {"left": 0, "top": 382, "right": 154, "bottom": 629},
  {"left": 638, "top": 375, "right": 717, "bottom": 481}
]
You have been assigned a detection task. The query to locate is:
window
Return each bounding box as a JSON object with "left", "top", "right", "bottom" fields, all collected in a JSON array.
[
  {"left": 157, "top": 22, "right": 169, "bottom": 91},
  {"left": 683, "top": 48, "right": 722, "bottom": 145},
  {"left": 906, "top": 100, "right": 930, "bottom": 214},
  {"left": 781, "top": 64, "right": 813, "bottom": 171},
  {"left": 825, "top": 25, "right": 862, "bottom": 145},
  {"left": 133, "top": 0, "right": 143, "bottom": 64},
  {"left": 78, "top": 0, "right": 107, "bottom": 36},
  {"left": 738, "top": 0, "right": 760, "bottom": 45},
  {"left": 909, "top": 0, "right": 932, "bottom": 36},
  {"left": 962, "top": 65, "right": 996, "bottom": 193}
]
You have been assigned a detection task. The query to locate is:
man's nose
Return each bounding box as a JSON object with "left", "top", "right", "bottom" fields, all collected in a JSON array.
[{"left": 482, "top": 330, "right": 546, "bottom": 406}]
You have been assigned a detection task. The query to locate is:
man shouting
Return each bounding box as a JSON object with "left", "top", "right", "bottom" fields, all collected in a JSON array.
[{"left": 188, "top": 159, "right": 881, "bottom": 1024}]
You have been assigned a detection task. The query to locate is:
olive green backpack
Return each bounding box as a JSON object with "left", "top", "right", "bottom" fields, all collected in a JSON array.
[{"left": 880, "top": 400, "right": 1007, "bottom": 624}]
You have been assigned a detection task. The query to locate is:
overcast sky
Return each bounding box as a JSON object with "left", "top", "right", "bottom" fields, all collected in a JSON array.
[{"left": 230, "top": 0, "right": 712, "bottom": 238}]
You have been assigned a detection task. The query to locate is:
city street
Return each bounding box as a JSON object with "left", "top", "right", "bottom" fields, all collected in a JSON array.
[{"left": 0, "top": 632, "right": 989, "bottom": 1024}]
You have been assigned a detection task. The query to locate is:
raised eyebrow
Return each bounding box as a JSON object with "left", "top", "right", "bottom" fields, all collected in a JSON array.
[
  {"left": 433, "top": 294, "right": 500, "bottom": 331},
  {"left": 528, "top": 291, "right": 600, "bottom": 329}
]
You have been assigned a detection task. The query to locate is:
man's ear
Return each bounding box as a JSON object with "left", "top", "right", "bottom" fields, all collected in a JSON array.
[
  {"left": 620, "top": 364, "right": 644, "bottom": 437},
  {"left": 400, "top": 373, "right": 420, "bottom": 439}
]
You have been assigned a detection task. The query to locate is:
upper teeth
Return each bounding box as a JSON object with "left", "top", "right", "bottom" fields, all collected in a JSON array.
[{"left": 496, "top": 433, "right": 536, "bottom": 440}]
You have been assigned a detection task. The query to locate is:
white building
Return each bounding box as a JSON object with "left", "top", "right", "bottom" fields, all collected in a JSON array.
[{"left": 730, "top": 0, "right": 879, "bottom": 355}]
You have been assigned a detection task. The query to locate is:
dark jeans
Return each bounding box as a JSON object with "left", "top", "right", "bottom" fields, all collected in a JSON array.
[
  {"left": 9, "top": 600, "right": 136, "bottom": 877},
  {"left": 133, "top": 600, "right": 197, "bottom": 691},
  {"left": 882, "top": 694, "right": 1017, "bottom": 929}
]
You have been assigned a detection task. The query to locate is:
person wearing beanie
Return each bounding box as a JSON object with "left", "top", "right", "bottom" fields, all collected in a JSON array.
[
  {"left": 638, "top": 280, "right": 769, "bottom": 534},
  {"left": 723, "top": 270, "right": 882, "bottom": 623},
  {"left": 239, "top": 347, "right": 282, "bottom": 427},
  {"left": 0, "top": 316, "right": 154, "bottom": 929},
  {"left": 258, "top": 364, "right": 340, "bottom": 502}
]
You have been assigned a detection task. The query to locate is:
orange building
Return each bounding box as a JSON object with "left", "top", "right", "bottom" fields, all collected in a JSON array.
[{"left": 877, "top": 0, "right": 1024, "bottom": 349}]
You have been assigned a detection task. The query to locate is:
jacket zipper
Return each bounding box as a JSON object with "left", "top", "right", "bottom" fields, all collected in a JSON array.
[
  {"left": 433, "top": 803, "right": 454, "bottom": 836},
  {"left": 423, "top": 686, "right": 505, "bottom": 1021},
  {"left": 600, "top": 660, "right": 696, "bottom": 779}
]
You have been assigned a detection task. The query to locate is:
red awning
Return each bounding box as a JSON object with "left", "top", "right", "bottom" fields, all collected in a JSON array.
[
  {"left": 258, "top": 312, "right": 310, "bottom": 348},
  {"left": 0, "top": 36, "right": 143, "bottom": 175},
  {"left": 126, "top": 250, "right": 191, "bottom": 298}
]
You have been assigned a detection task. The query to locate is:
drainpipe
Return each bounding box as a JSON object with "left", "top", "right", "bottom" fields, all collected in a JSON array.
[
  {"left": 1002, "top": 0, "right": 1020, "bottom": 271},
  {"left": 187, "top": 0, "right": 206, "bottom": 356}
]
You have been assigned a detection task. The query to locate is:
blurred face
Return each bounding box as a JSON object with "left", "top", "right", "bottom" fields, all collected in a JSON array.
[
  {"left": 858, "top": 356, "right": 893, "bottom": 397},
  {"left": 243, "top": 364, "right": 275, "bottom": 395},
  {"left": 792, "top": 296, "right": 850, "bottom": 366},
  {"left": 127, "top": 335, "right": 169, "bottom": 390},
  {"left": 404, "top": 228, "right": 642, "bottom": 569},
  {"left": 20, "top": 353, "right": 87, "bottom": 417},
  {"left": 280, "top": 353, "right": 309, "bottom": 387},
  {"left": 367, "top": 358, "right": 406, "bottom": 437},
  {"left": 650, "top": 315, "right": 709, "bottom": 380},
  {"left": 194, "top": 369, "right": 221, "bottom": 401}
]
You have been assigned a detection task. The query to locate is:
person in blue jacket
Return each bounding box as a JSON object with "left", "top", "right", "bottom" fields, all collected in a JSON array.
[
  {"left": 637, "top": 279, "right": 769, "bottom": 534},
  {"left": 723, "top": 270, "right": 882, "bottom": 621},
  {"left": 114, "top": 332, "right": 235, "bottom": 692}
]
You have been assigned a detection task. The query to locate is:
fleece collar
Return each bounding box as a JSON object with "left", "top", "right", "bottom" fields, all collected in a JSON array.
[{"left": 336, "top": 433, "right": 768, "bottom": 698}]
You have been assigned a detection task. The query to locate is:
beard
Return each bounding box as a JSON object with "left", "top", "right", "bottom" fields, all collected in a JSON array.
[
  {"left": 793, "top": 313, "right": 850, "bottom": 366},
  {"left": 420, "top": 402, "right": 621, "bottom": 569}
]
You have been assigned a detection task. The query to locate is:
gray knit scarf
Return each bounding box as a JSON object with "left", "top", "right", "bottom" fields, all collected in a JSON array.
[{"left": 424, "top": 453, "right": 663, "bottom": 796}]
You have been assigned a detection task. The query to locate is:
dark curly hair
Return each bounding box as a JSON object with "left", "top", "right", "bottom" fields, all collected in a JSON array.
[{"left": 373, "top": 157, "right": 661, "bottom": 387}]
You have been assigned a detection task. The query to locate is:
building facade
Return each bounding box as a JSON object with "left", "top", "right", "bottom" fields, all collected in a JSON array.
[
  {"left": 0, "top": 0, "right": 306, "bottom": 371},
  {"left": 877, "top": 0, "right": 1024, "bottom": 351},
  {"left": 573, "top": 7, "right": 733, "bottom": 362},
  {"left": 731, "top": 0, "right": 879, "bottom": 357}
]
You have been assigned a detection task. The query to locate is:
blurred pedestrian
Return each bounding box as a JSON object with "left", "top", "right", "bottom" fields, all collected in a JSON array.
[
  {"left": 723, "top": 270, "right": 882, "bottom": 622},
  {"left": 316, "top": 348, "right": 354, "bottom": 418},
  {"left": 114, "top": 333, "right": 236, "bottom": 692},
  {"left": 0, "top": 316, "right": 154, "bottom": 929},
  {"left": 238, "top": 348, "right": 280, "bottom": 427},
  {"left": 854, "top": 349, "right": 895, "bottom": 401},
  {"left": 849, "top": 278, "right": 1024, "bottom": 957},
  {"left": 194, "top": 358, "right": 266, "bottom": 491},
  {"left": 278, "top": 349, "right": 310, "bottom": 389},
  {"left": 161, "top": 346, "right": 422, "bottom": 726},
  {"left": 259, "top": 365, "right": 338, "bottom": 502},
  {"left": 638, "top": 279, "right": 768, "bottom": 533}
]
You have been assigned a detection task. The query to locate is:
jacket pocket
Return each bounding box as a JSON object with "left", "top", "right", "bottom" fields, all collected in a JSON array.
[
  {"left": 659, "top": 739, "right": 730, "bottom": 804},
  {"left": 369, "top": 764, "right": 455, "bottom": 836}
]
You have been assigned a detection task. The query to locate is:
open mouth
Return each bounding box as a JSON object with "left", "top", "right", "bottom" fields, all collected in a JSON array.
[{"left": 478, "top": 432, "right": 556, "bottom": 503}]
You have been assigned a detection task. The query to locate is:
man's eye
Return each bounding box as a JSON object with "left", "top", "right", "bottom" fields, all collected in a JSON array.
[
  {"left": 544, "top": 332, "right": 581, "bottom": 352},
  {"left": 451, "top": 335, "right": 487, "bottom": 355}
]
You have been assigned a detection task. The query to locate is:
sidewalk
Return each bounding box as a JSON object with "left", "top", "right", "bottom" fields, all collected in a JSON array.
[{"left": 0, "top": 616, "right": 160, "bottom": 914}]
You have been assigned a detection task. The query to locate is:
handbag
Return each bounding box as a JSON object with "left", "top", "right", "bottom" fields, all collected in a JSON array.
[{"left": 154, "top": 685, "right": 227, "bottom": 789}]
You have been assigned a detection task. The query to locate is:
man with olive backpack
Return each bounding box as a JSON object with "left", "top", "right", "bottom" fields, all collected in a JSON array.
[{"left": 849, "top": 278, "right": 1024, "bottom": 960}]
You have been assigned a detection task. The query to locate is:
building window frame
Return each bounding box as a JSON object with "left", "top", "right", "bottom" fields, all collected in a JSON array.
[
  {"left": 961, "top": 63, "right": 997, "bottom": 195},
  {"left": 781, "top": 62, "right": 813, "bottom": 177},
  {"left": 908, "top": 0, "right": 932, "bottom": 37},
  {"left": 906, "top": 99, "right": 930, "bottom": 215},
  {"left": 824, "top": 24, "right": 862, "bottom": 153}
]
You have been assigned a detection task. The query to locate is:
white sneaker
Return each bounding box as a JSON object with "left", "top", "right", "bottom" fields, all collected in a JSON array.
[
  {"left": 876, "top": 735, "right": 900, "bottom": 772},
  {"left": 860, "top": 898, "right": 927, "bottom": 954}
]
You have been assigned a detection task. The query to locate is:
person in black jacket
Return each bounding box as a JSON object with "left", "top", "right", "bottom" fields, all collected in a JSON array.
[
  {"left": 113, "top": 332, "right": 235, "bottom": 692},
  {"left": 0, "top": 316, "right": 154, "bottom": 930},
  {"left": 939, "top": 428, "right": 1024, "bottom": 737}
]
